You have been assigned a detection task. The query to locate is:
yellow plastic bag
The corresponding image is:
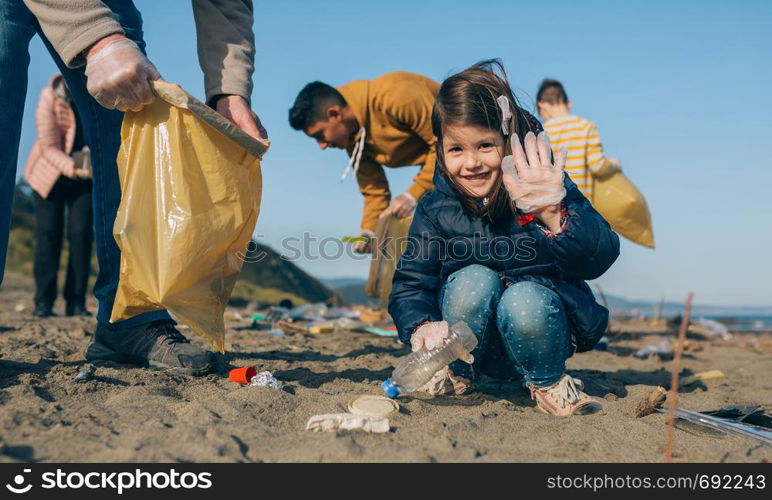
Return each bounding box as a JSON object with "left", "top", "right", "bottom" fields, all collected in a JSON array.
[
  {"left": 110, "top": 81, "right": 268, "bottom": 352},
  {"left": 366, "top": 214, "right": 413, "bottom": 305},
  {"left": 592, "top": 171, "right": 655, "bottom": 249}
]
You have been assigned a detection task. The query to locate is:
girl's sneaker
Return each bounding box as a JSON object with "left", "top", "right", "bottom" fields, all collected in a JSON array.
[{"left": 528, "top": 374, "right": 602, "bottom": 416}]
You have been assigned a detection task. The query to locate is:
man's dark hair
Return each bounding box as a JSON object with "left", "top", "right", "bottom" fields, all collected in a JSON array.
[
  {"left": 536, "top": 78, "right": 568, "bottom": 104},
  {"left": 288, "top": 82, "right": 346, "bottom": 130}
]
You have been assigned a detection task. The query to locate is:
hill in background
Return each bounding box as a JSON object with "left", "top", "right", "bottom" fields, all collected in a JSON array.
[{"left": 8, "top": 182, "right": 335, "bottom": 307}]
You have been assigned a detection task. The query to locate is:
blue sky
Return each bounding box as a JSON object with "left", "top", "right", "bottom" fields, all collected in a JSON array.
[{"left": 16, "top": 0, "right": 772, "bottom": 307}]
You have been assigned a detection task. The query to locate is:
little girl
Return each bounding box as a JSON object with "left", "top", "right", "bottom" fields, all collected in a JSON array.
[{"left": 388, "top": 60, "right": 620, "bottom": 416}]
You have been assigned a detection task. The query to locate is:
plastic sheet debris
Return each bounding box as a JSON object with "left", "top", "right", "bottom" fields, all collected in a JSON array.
[
  {"left": 703, "top": 405, "right": 764, "bottom": 422},
  {"left": 110, "top": 81, "right": 267, "bottom": 352},
  {"left": 305, "top": 413, "right": 389, "bottom": 433},
  {"left": 680, "top": 369, "right": 725, "bottom": 387},
  {"left": 249, "top": 371, "right": 283, "bottom": 390},
  {"left": 634, "top": 338, "right": 672, "bottom": 359},
  {"left": 67, "top": 364, "right": 95, "bottom": 386},
  {"left": 691, "top": 317, "right": 733, "bottom": 341},
  {"left": 656, "top": 407, "right": 772, "bottom": 447}
]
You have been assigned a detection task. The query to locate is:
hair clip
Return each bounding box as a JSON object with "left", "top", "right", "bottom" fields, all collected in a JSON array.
[{"left": 496, "top": 95, "right": 512, "bottom": 135}]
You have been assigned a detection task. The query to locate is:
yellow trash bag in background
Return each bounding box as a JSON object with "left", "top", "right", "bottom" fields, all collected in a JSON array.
[
  {"left": 110, "top": 81, "right": 268, "bottom": 352},
  {"left": 592, "top": 170, "right": 655, "bottom": 249},
  {"left": 366, "top": 214, "right": 413, "bottom": 306}
]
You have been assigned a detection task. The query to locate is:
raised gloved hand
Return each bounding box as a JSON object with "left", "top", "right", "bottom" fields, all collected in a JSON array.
[
  {"left": 85, "top": 37, "right": 161, "bottom": 112},
  {"left": 380, "top": 192, "right": 417, "bottom": 219},
  {"left": 501, "top": 131, "right": 567, "bottom": 213}
]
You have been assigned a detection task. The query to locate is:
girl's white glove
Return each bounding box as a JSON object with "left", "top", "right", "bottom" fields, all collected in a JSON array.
[
  {"left": 501, "top": 131, "right": 567, "bottom": 213},
  {"left": 411, "top": 321, "right": 474, "bottom": 364},
  {"left": 85, "top": 38, "right": 161, "bottom": 112}
]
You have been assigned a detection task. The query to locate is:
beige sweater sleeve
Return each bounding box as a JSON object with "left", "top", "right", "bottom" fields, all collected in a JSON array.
[
  {"left": 192, "top": 0, "right": 256, "bottom": 104},
  {"left": 23, "top": 0, "right": 124, "bottom": 67}
]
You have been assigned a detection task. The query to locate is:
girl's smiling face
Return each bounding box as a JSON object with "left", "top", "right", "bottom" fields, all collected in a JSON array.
[{"left": 441, "top": 124, "right": 505, "bottom": 199}]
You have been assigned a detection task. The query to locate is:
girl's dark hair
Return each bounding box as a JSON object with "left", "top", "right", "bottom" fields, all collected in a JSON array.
[{"left": 432, "top": 59, "right": 536, "bottom": 221}]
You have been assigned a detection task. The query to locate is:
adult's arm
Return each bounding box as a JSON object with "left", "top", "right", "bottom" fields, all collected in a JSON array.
[
  {"left": 356, "top": 157, "right": 391, "bottom": 232},
  {"left": 382, "top": 80, "right": 437, "bottom": 201},
  {"left": 23, "top": 0, "right": 124, "bottom": 67},
  {"left": 192, "top": 0, "right": 255, "bottom": 104},
  {"left": 388, "top": 200, "right": 444, "bottom": 344}
]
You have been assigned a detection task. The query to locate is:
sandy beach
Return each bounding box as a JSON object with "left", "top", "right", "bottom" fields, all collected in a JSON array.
[{"left": 0, "top": 272, "right": 770, "bottom": 463}]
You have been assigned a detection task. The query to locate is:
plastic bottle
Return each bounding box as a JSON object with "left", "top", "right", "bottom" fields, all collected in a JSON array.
[{"left": 381, "top": 321, "right": 478, "bottom": 398}]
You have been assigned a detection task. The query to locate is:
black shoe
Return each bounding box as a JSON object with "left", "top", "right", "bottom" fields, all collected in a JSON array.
[
  {"left": 66, "top": 304, "right": 92, "bottom": 317},
  {"left": 84, "top": 319, "right": 217, "bottom": 376},
  {"left": 31, "top": 305, "right": 55, "bottom": 318}
]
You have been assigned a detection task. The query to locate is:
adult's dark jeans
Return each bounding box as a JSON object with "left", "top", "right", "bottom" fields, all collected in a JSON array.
[
  {"left": 33, "top": 177, "right": 93, "bottom": 310},
  {"left": 0, "top": 0, "right": 170, "bottom": 328}
]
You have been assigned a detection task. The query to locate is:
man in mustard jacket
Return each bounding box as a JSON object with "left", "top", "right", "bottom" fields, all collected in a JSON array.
[{"left": 289, "top": 72, "right": 439, "bottom": 252}]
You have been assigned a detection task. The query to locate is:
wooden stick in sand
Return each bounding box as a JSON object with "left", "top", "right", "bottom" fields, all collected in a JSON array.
[{"left": 664, "top": 292, "right": 694, "bottom": 463}]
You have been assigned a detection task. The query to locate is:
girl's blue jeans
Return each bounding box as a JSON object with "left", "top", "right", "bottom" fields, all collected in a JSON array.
[{"left": 440, "top": 264, "right": 572, "bottom": 387}]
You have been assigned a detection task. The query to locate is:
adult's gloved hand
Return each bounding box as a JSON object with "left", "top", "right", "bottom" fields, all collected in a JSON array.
[
  {"left": 352, "top": 229, "right": 375, "bottom": 254},
  {"left": 411, "top": 321, "right": 474, "bottom": 364},
  {"left": 214, "top": 95, "right": 269, "bottom": 143},
  {"left": 501, "top": 131, "right": 567, "bottom": 213},
  {"left": 380, "top": 193, "right": 416, "bottom": 219},
  {"left": 85, "top": 36, "right": 161, "bottom": 112}
]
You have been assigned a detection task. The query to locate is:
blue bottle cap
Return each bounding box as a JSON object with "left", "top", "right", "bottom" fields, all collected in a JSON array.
[{"left": 381, "top": 379, "right": 400, "bottom": 399}]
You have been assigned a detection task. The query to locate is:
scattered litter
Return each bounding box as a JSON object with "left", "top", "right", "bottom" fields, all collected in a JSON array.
[
  {"left": 306, "top": 413, "right": 389, "bottom": 433},
  {"left": 288, "top": 302, "right": 328, "bottom": 321},
  {"left": 655, "top": 407, "right": 772, "bottom": 446},
  {"left": 692, "top": 317, "right": 733, "bottom": 340},
  {"left": 14, "top": 303, "right": 26, "bottom": 313},
  {"left": 267, "top": 329, "right": 286, "bottom": 337},
  {"left": 265, "top": 306, "right": 290, "bottom": 322},
  {"left": 348, "top": 395, "right": 399, "bottom": 418},
  {"left": 358, "top": 327, "right": 398, "bottom": 338},
  {"left": 634, "top": 338, "right": 672, "bottom": 359},
  {"left": 249, "top": 371, "right": 283, "bottom": 390},
  {"left": 308, "top": 325, "right": 335, "bottom": 334},
  {"left": 66, "top": 364, "right": 95, "bottom": 386},
  {"left": 634, "top": 386, "right": 667, "bottom": 417},
  {"left": 355, "top": 306, "right": 388, "bottom": 324},
  {"left": 229, "top": 366, "right": 256, "bottom": 384},
  {"left": 680, "top": 369, "right": 725, "bottom": 387},
  {"left": 252, "top": 313, "right": 267, "bottom": 321},
  {"left": 702, "top": 405, "right": 763, "bottom": 422}
]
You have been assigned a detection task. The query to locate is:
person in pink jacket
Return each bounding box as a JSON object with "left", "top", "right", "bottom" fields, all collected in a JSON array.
[{"left": 24, "top": 75, "right": 93, "bottom": 318}]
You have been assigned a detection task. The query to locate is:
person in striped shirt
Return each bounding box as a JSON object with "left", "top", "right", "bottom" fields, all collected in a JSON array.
[{"left": 536, "top": 79, "right": 619, "bottom": 199}]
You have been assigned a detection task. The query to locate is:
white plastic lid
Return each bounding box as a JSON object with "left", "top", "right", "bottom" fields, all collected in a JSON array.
[{"left": 348, "top": 395, "right": 399, "bottom": 418}]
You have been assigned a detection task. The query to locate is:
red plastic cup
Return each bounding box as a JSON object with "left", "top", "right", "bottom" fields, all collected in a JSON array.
[{"left": 229, "top": 366, "right": 256, "bottom": 384}]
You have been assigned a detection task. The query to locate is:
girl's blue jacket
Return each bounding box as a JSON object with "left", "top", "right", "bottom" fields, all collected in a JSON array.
[{"left": 388, "top": 166, "right": 620, "bottom": 353}]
